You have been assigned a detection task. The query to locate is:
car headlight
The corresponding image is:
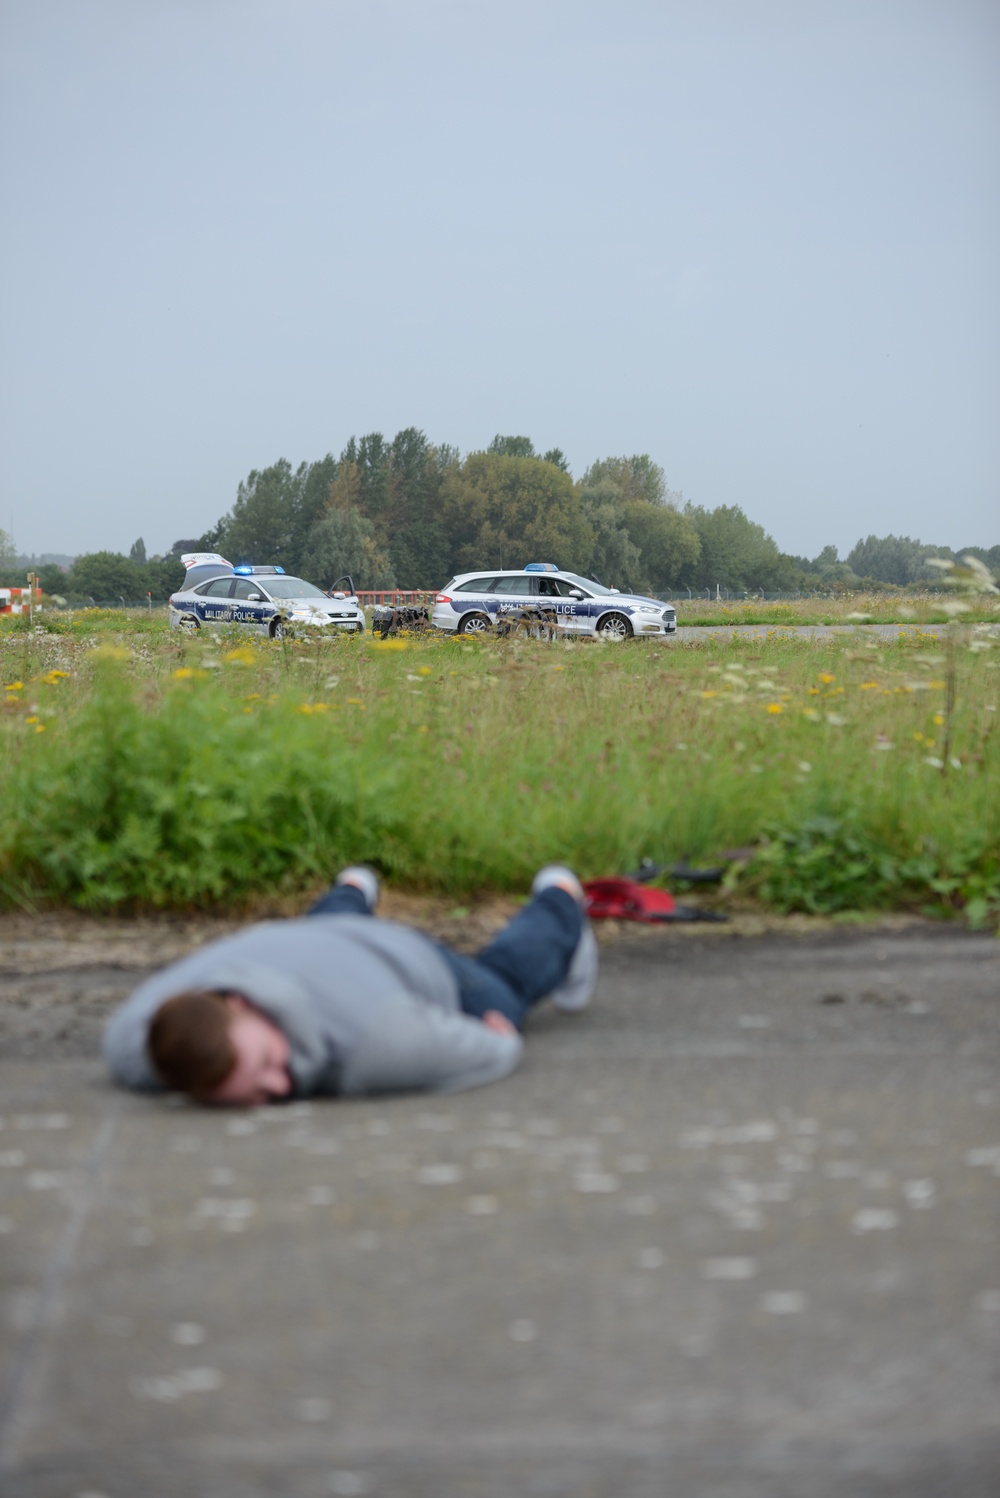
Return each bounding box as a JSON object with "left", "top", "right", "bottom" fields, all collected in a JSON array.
[{"left": 637, "top": 605, "right": 660, "bottom": 613}]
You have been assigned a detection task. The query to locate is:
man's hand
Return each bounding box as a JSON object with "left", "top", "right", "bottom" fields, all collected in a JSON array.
[{"left": 481, "top": 1010, "right": 518, "bottom": 1037}]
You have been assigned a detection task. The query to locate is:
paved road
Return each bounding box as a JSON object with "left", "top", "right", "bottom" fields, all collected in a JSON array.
[
  {"left": 1, "top": 927, "right": 998, "bottom": 1497},
  {"left": 672, "top": 622, "right": 1000, "bottom": 642}
]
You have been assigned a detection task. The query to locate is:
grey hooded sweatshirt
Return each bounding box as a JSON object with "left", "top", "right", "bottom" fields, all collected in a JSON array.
[{"left": 103, "top": 915, "right": 523, "bottom": 1098}]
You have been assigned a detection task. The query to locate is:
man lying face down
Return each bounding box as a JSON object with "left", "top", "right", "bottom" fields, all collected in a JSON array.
[{"left": 104, "top": 867, "right": 598, "bottom": 1106}]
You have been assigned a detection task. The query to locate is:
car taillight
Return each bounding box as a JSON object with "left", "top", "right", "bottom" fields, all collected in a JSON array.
[{"left": 436, "top": 594, "right": 451, "bottom": 603}]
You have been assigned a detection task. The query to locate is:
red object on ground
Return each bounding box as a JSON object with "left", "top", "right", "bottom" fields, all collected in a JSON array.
[{"left": 583, "top": 878, "right": 679, "bottom": 922}]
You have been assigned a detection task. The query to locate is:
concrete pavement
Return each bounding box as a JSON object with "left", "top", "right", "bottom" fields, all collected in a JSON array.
[{"left": 1, "top": 925, "right": 998, "bottom": 1496}]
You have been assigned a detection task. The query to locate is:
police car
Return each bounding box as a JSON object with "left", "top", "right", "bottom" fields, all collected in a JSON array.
[
  {"left": 432, "top": 563, "right": 677, "bottom": 640},
  {"left": 168, "top": 555, "right": 365, "bottom": 636}
]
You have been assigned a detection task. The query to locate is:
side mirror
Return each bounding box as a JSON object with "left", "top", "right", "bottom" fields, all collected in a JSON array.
[
  {"left": 332, "top": 591, "right": 346, "bottom": 599},
  {"left": 248, "top": 592, "right": 262, "bottom": 602},
  {"left": 569, "top": 588, "right": 584, "bottom": 599}
]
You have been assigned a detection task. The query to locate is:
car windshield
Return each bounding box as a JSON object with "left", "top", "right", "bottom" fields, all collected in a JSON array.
[
  {"left": 259, "top": 577, "right": 327, "bottom": 600},
  {"left": 560, "top": 572, "right": 618, "bottom": 596}
]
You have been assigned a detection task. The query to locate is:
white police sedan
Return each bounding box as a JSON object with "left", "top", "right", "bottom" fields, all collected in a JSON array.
[
  {"left": 432, "top": 563, "right": 677, "bottom": 640},
  {"left": 168, "top": 561, "right": 365, "bottom": 637}
]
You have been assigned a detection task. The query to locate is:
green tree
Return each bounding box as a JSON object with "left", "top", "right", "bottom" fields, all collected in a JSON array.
[
  {"left": 578, "top": 484, "right": 643, "bottom": 588},
  {"left": 35, "top": 562, "right": 71, "bottom": 596},
  {"left": 619, "top": 501, "right": 701, "bottom": 594},
  {"left": 383, "top": 428, "right": 453, "bottom": 586},
  {"left": 441, "top": 452, "right": 592, "bottom": 575},
  {"left": 582, "top": 454, "right": 667, "bottom": 507},
  {"left": 214, "top": 455, "right": 339, "bottom": 576},
  {"left": 68, "top": 552, "right": 146, "bottom": 601},
  {"left": 487, "top": 435, "right": 536, "bottom": 459},
  {"left": 846, "top": 534, "right": 930, "bottom": 586},
  {"left": 0, "top": 526, "right": 15, "bottom": 570},
  {"left": 216, "top": 459, "right": 300, "bottom": 566},
  {"left": 129, "top": 537, "right": 147, "bottom": 564},
  {"left": 308, "top": 508, "right": 395, "bottom": 589},
  {"left": 145, "top": 555, "right": 186, "bottom": 598},
  {"left": 579, "top": 455, "right": 700, "bottom": 594},
  {"left": 681, "top": 505, "right": 796, "bottom": 592}
]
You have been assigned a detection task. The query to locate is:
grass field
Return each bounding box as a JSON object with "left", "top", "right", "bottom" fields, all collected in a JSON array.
[
  {"left": 673, "top": 591, "right": 1000, "bottom": 627},
  {"left": 1, "top": 615, "right": 998, "bottom": 925}
]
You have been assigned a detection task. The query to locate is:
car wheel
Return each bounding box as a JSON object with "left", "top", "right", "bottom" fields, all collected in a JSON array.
[
  {"left": 270, "top": 619, "right": 287, "bottom": 640},
  {"left": 597, "top": 611, "right": 633, "bottom": 642},
  {"left": 458, "top": 612, "right": 491, "bottom": 635},
  {"left": 179, "top": 615, "right": 200, "bottom": 633}
]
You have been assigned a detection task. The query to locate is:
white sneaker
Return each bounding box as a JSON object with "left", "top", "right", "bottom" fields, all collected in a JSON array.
[
  {"left": 531, "top": 865, "right": 585, "bottom": 904},
  {"left": 531, "top": 866, "right": 598, "bottom": 1012},
  {"left": 335, "top": 865, "right": 380, "bottom": 912}
]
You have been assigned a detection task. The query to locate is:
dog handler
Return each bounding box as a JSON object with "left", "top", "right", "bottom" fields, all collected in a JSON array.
[{"left": 103, "top": 867, "right": 598, "bottom": 1106}]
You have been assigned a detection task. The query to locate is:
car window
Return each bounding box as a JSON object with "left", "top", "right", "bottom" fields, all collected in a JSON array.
[
  {"left": 232, "top": 579, "right": 263, "bottom": 600},
  {"left": 535, "top": 577, "right": 578, "bottom": 598},
  {"left": 561, "top": 573, "right": 612, "bottom": 596},
  {"left": 454, "top": 577, "right": 498, "bottom": 593},
  {"left": 262, "top": 577, "right": 327, "bottom": 600},
  {"left": 492, "top": 576, "right": 532, "bottom": 595},
  {"left": 199, "top": 578, "right": 235, "bottom": 597}
]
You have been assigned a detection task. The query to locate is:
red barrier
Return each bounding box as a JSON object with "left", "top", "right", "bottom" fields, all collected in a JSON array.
[
  {"left": 355, "top": 589, "right": 436, "bottom": 607},
  {"left": 0, "top": 586, "right": 41, "bottom": 616}
]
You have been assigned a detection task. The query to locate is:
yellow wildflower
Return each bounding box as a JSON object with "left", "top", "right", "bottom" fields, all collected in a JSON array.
[
  {"left": 223, "top": 647, "right": 256, "bottom": 666},
  {"left": 172, "top": 667, "right": 194, "bottom": 680},
  {"left": 417, "top": 666, "right": 432, "bottom": 676},
  {"left": 818, "top": 672, "right": 836, "bottom": 685},
  {"left": 766, "top": 703, "right": 783, "bottom": 714},
  {"left": 371, "top": 639, "right": 408, "bottom": 651},
  {"left": 932, "top": 713, "right": 945, "bottom": 726},
  {"left": 297, "top": 704, "right": 315, "bottom": 715},
  {"left": 4, "top": 681, "right": 23, "bottom": 691},
  {"left": 700, "top": 690, "right": 719, "bottom": 699},
  {"left": 25, "top": 715, "right": 39, "bottom": 724},
  {"left": 807, "top": 687, "right": 820, "bottom": 695},
  {"left": 859, "top": 682, "right": 879, "bottom": 690},
  {"left": 35, "top": 723, "right": 45, "bottom": 733}
]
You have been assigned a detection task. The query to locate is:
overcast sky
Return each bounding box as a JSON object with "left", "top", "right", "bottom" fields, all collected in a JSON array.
[{"left": 1, "top": 0, "right": 997, "bottom": 562}]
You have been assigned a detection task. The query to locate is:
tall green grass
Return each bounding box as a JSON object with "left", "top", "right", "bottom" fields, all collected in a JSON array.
[{"left": 1, "top": 628, "right": 997, "bottom": 921}]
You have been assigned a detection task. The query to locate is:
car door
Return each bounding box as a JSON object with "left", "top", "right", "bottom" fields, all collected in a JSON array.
[
  {"left": 532, "top": 575, "right": 588, "bottom": 634},
  {"left": 489, "top": 575, "right": 532, "bottom": 622},
  {"left": 197, "top": 576, "right": 236, "bottom": 626},
  {"left": 231, "top": 577, "right": 268, "bottom": 631}
]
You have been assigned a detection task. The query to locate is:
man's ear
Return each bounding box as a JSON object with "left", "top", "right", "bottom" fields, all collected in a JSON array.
[{"left": 222, "top": 993, "right": 251, "bottom": 1016}]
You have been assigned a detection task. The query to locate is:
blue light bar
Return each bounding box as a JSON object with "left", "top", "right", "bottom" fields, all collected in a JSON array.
[
  {"left": 524, "top": 562, "right": 558, "bottom": 572},
  {"left": 233, "top": 564, "right": 286, "bottom": 575},
  {"left": 234, "top": 565, "right": 253, "bottom": 574}
]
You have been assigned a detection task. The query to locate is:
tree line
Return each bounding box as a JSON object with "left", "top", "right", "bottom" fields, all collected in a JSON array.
[{"left": 3, "top": 429, "right": 997, "bottom": 600}]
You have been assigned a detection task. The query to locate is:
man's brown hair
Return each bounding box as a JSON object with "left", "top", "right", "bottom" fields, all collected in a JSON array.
[{"left": 148, "top": 991, "right": 237, "bottom": 1098}]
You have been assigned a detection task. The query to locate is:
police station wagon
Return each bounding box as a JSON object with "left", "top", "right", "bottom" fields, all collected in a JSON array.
[
  {"left": 169, "top": 555, "right": 365, "bottom": 637},
  {"left": 432, "top": 563, "right": 677, "bottom": 640}
]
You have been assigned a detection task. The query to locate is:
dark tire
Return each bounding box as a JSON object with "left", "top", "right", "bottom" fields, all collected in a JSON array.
[
  {"left": 270, "top": 618, "right": 287, "bottom": 640},
  {"left": 179, "top": 615, "right": 200, "bottom": 633},
  {"left": 597, "top": 611, "right": 633, "bottom": 642},
  {"left": 458, "top": 612, "right": 491, "bottom": 635}
]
